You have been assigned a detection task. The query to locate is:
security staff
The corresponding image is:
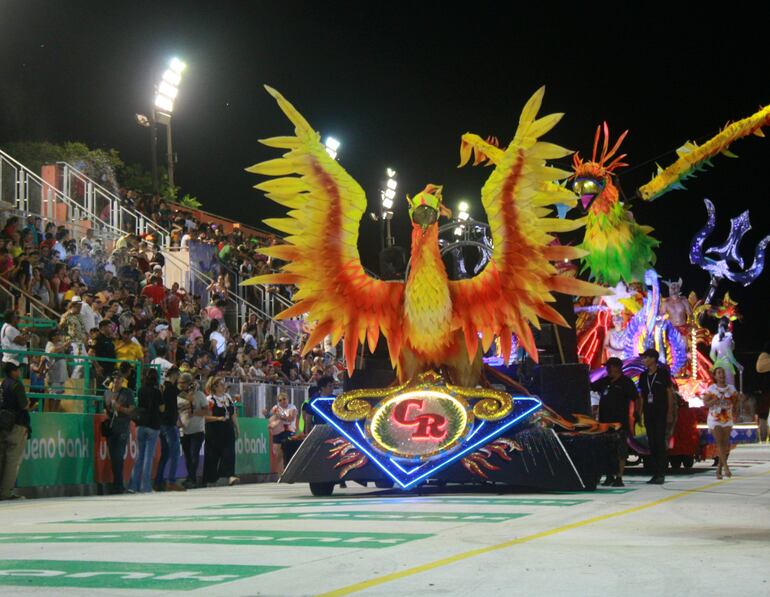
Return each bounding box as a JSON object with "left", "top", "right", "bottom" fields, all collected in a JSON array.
[
  {"left": 637, "top": 348, "right": 675, "bottom": 484},
  {"left": 591, "top": 357, "right": 637, "bottom": 487}
]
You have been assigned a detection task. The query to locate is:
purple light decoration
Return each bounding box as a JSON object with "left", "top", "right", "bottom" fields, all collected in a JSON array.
[
  {"left": 690, "top": 198, "right": 770, "bottom": 304},
  {"left": 622, "top": 269, "right": 688, "bottom": 375}
]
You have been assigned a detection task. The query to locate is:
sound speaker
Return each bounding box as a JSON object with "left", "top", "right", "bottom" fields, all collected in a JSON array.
[
  {"left": 379, "top": 246, "right": 406, "bottom": 281},
  {"left": 532, "top": 363, "right": 590, "bottom": 416}
]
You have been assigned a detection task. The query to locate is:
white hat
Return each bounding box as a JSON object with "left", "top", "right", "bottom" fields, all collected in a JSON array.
[{"left": 70, "top": 296, "right": 83, "bottom": 304}]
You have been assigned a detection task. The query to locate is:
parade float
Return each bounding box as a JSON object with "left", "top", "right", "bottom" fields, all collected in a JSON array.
[{"left": 244, "top": 86, "right": 619, "bottom": 495}]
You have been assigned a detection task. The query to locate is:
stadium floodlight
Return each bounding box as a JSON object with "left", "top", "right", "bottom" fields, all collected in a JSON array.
[{"left": 324, "top": 137, "right": 341, "bottom": 159}]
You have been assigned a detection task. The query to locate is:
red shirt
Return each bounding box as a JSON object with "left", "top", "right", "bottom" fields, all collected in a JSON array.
[
  {"left": 141, "top": 284, "right": 166, "bottom": 307},
  {"left": 166, "top": 292, "right": 181, "bottom": 318}
]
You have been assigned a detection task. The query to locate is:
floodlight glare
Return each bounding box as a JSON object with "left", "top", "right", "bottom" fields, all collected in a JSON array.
[
  {"left": 454, "top": 226, "right": 464, "bottom": 236},
  {"left": 325, "top": 148, "right": 337, "bottom": 160},
  {"left": 158, "top": 81, "right": 179, "bottom": 100},
  {"left": 154, "top": 95, "right": 174, "bottom": 113},
  {"left": 458, "top": 201, "right": 469, "bottom": 213},
  {"left": 386, "top": 178, "right": 397, "bottom": 191},
  {"left": 458, "top": 211, "right": 469, "bottom": 221},
  {"left": 386, "top": 168, "right": 396, "bottom": 178},
  {"left": 170, "top": 57, "right": 187, "bottom": 74},
  {"left": 162, "top": 69, "right": 181, "bottom": 87},
  {"left": 382, "top": 197, "right": 394, "bottom": 210},
  {"left": 325, "top": 137, "right": 341, "bottom": 152},
  {"left": 384, "top": 188, "right": 396, "bottom": 200}
]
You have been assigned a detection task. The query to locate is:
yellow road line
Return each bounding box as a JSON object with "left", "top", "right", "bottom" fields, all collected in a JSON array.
[{"left": 319, "top": 472, "right": 769, "bottom": 597}]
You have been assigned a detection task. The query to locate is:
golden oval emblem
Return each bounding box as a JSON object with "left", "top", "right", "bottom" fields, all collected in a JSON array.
[{"left": 366, "top": 390, "right": 474, "bottom": 460}]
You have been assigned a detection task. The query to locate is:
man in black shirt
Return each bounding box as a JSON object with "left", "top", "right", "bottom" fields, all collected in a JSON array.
[
  {"left": 0, "top": 362, "right": 30, "bottom": 500},
  {"left": 94, "top": 320, "right": 117, "bottom": 385},
  {"left": 154, "top": 367, "right": 186, "bottom": 492},
  {"left": 637, "top": 348, "right": 675, "bottom": 484},
  {"left": 591, "top": 357, "right": 637, "bottom": 487}
]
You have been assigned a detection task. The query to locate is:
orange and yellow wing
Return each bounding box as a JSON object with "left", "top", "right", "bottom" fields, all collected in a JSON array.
[
  {"left": 243, "top": 86, "right": 404, "bottom": 374},
  {"left": 452, "top": 87, "right": 608, "bottom": 362}
]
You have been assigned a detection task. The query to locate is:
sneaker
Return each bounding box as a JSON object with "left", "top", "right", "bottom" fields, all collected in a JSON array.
[
  {"left": 5, "top": 494, "right": 25, "bottom": 500},
  {"left": 611, "top": 478, "right": 625, "bottom": 487},
  {"left": 228, "top": 476, "right": 240, "bottom": 486},
  {"left": 601, "top": 476, "right": 615, "bottom": 486},
  {"left": 649, "top": 477, "right": 665, "bottom": 485},
  {"left": 126, "top": 489, "right": 136, "bottom": 494},
  {"left": 165, "top": 482, "right": 187, "bottom": 492}
]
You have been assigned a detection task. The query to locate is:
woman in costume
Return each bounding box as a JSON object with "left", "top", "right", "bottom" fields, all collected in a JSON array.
[
  {"left": 702, "top": 366, "right": 737, "bottom": 478},
  {"left": 602, "top": 313, "right": 626, "bottom": 361},
  {"left": 710, "top": 317, "right": 742, "bottom": 386}
]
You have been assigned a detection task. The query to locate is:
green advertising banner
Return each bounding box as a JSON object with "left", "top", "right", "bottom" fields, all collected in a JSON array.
[
  {"left": 235, "top": 418, "right": 270, "bottom": 475},
  {"left": 17, "top": 413, "right": 94, "bottom": 487}
]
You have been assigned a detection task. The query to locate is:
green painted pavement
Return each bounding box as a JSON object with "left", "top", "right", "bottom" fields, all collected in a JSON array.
[
  {"left": 553, "top": 488, "right": 638, "bottom": 495},
  {"left": 0, "top": 530, "right": 430, "bottom": 549},
  {"left": 203, "top": 497, "right": 590, "bottom": 509},
  {"left": 62, "top": 511, "right": 529, "bottom": 524},
  {"left": 0, "top": 560, "right": 282, "bottom": 591}
]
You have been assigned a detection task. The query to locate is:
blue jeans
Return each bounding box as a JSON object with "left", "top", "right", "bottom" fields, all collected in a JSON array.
[
  {"left": 155, "top": 425, "right": 182, "bottom": 486},
  {"left": 129, "top": 426, "right": 160, "bottom": 493}
]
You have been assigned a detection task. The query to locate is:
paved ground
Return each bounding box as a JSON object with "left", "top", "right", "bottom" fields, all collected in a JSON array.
[{"left": 0, "top": 444, "right": 768, "bottom": 596}]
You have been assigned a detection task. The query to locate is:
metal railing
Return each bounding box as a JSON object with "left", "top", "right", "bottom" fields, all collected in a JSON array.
[
  {"left": 162, "top": 247, "right": 300, "bottom": 342},
  {"left": 0, "top": 277, "right": 61, "bottom": 323},
  {"left": 58, "top": 162, "right": 171, "bottom": 247},
  {"left": 231, "top": 382, "right": 309, "bottom": 418},
  {"left": 0, "top": 150, "right": 123, "bottom": 244},
  {"left": 2, "top": 348, "right": 151, "bottom": 413}
]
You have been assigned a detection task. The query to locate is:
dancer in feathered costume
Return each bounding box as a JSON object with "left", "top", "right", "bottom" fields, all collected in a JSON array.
[
  {"left": 571, "top": 124, "right": 659, "bottom": 286},
  {"left": 244, "top": 86, "right": 607, "bottom": 385}
]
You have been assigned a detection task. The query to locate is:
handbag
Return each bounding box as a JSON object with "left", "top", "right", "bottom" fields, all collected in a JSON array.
[{"left": 100, "top": 411, "right": 116, "bottom": 438}]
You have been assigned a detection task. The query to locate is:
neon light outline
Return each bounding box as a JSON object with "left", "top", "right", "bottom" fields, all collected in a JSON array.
[{"left": 311, "top": 396, "right": 541, "bottom": 490}]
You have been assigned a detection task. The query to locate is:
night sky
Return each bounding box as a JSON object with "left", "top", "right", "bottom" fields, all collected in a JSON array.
[{"left": 1, "top": 2, "right": 769, "bottom": 354}]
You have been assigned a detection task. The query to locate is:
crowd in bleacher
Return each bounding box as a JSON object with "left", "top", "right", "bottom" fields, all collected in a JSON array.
[{"left": 0, "top": 201, "right": 345, "bottom": 498}]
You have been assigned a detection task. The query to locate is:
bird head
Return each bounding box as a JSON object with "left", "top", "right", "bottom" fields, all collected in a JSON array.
[
  {"left": 571, "top": 123, "right": 629, "bottom": 211},
  {"left": 407, "top": 184, "right": 451, "bottom": 233}
]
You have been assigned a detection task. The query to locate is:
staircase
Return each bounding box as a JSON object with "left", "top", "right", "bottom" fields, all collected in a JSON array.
[{"left": 54, "top": 161, "right": 300, "bottom": 341}]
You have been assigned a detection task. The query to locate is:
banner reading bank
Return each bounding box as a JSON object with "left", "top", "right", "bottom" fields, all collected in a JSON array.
[
  {"left": 17, "top": 414, "right": 271, "bottom": 488},
  {"left": 18, "top": 413, "right": 94, "bottom": 487}
]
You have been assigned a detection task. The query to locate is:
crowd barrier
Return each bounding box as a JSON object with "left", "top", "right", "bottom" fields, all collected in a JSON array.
[{"left": 16, "top": 412, "right": 272, "bottom": 498}]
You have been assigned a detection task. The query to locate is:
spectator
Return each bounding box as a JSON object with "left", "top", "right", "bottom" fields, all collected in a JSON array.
[
  {"left": 1, "top": 311, "right": 29, "bottom": 368},
  {"left": 59, "top": 297, "right": 87, "bottom": 358},
  {"left": 268, "top": 392, "right": 297, "bottom": 472},
  {"left": 154, "top": 367, "right": 186, "bottom": 492},
  {"left": 203, "top": 377, "right": 239, "bottom": 487},
  {"left": 114, "top": 327, "right": 144, "bottom": 364},
  {"left": 756, "top": 341, "right": 770, "bottom": 443},
  {"left": 177, "top": 372, "right": 208, "bottom": 488},
  {"left": 103, "top": 366, "right": 134, "bottom": 494},
  {"left": 79, "top": 291, "right": 100, "bottom": 334},
  {"left": 151, "top": 343, "right": 174, "bottom": 383},
  {"left": 128, "top": 367, "right": 162, "bottom": 493},
  {"left": 43, "top": 329, "right": 69, "bottom": 410},
  {"left": 93, "top": 320, "right": 117, "bottom": 381},
  {"left": 0, "top": 362, "right": 30, "bottom": 500}
]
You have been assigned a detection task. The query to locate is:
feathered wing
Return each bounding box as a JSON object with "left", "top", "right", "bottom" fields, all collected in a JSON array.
[
  {"left": 452, "top": 87, "right": 608, "bottom": 362},
  {"left": 243, "top": 86, "right": 404, "bottom": 375},
  {"left": 638, "top": 103, "right": 770, "bottom": 201}
]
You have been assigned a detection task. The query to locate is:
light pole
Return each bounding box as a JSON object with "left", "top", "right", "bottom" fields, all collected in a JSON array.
[
  {"left": 152, "top": 57, "right": 186, "bottom": 192},
  {"left": 381, "top": 168, "right": 397, "bottom": 248},
  {"left": 455, "top": 201, "right": 470, "bottom": 238}
]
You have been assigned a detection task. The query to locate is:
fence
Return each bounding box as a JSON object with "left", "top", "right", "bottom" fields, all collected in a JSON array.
[
  {"left": 3, "top": 348, "right": 150, "bottom": 414},
  {"left": 226, "top": 381, "right": 309, "bottom": 418}
]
